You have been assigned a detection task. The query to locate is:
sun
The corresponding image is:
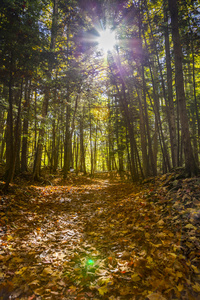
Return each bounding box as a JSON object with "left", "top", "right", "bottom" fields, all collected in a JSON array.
[{"left": 97, "top": 29, "right": 116, "bottom": 53}]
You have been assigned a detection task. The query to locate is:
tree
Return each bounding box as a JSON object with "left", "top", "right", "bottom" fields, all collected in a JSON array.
[
  {"left": 33, "top": 0, "right": 58, "bottom": 180},
  {"left": 0, "top": 0, "right": 45, "bottom": 189},
  {"left": 168, "top": 0, "right": 198, "bottom": 175}
]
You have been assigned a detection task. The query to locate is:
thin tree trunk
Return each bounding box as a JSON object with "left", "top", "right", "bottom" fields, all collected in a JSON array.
[
  {"left": 141, "top": 64, "right": 157, "bottom": 176},
  {"left": 168, "top": 0, "right": 198, "bottom": 175},
  {"left": 3, "top": 53, "right": 15, "bottom": 190},
  {"left": 14, "top": 81, "right": 23, "bottom": 175},
  {"left": 80, "top": 115, "right": 86, "bottom": 174},
  {"left": 21, "top": 79, "right": 31, "bottom": 172},
  {"left": 33, "top": 0, "right": 58, "bottom": 180},
  {"left": 63, "top": 97, "right": 71, "bottom": 178},
  {"left": 163, "top": 0, "right": 177, "bottom": 168}
]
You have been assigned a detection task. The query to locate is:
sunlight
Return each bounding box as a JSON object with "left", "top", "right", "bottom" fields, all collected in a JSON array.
[{"left": 97, "top": 29, "right": 116, "bottom": 52}]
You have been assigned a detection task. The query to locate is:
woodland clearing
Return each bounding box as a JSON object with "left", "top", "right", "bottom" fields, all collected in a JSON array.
[{"left": 0, "top": 172, "right": 200, "bottom": 300}]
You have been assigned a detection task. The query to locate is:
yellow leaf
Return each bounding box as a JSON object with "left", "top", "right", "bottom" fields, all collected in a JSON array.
[
  {"left": 147, "top": 256, "right": 153, "bottom": 264},
  {"left": 169, "top": 253, "right": 177, "bottom": 258},
  {"left": 176, "top": 271, "right": 182, "bottom": 278},
  {"left": 193, "top": 283, "right": 200, "bottom": 292},
  {"left": 7, "top": 235, "right": 13, "bottom": 241},
  {"left": 29, "top": 280, "right": 40, "bottom": 286},
  {"left": 33, "top": 287, "right": 45, "bottom": 295},
  {"left": 42, "top": 267, "right": 52, "bottom": 275},
  {"left": 145, "top": 232, "right": 150, "bottom": 239},
  {"left": 156, "top": 232, "right": 166, "bottom": 238},
  {"left": 12, "top": 257, "right": 24, "bottom": 263},
  {"left": 98, "top": 285, "right": 108, "bottom": 296},
  {"left": 147, "top": 292, "right": 167, "bottom": 300},
  {"left": 131, "top": 273, "right": 141, "bottom": 282},
  {"left": 69, "top": 285, "right": 76, "bottom": 292},
  {"left": 168, "top": 232, "right": 174, "bottom": 237},
  {"left": 157, "top": 219, "right": 164, "bottom": 226},
  {"left": 192, "top": 265, "right": 199, "bottom": 273},
  {"left": 0, "top": 272, "right": 4, "bottom": 278},
  {"left": 185, "top": 224, "right": 195, "bottom": 229},
  {"left": 177, "top": 283, "right": 184, "bottom": 292},
  {"left": 16, "top": 267, "right": 28, "bottom": 274}
]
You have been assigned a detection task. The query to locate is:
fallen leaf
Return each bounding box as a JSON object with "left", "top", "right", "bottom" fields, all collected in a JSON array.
[
  {"left": 42, "top": 267, "right": 52, "bottom": 275},
  {"left": 147, "top": 292, "right": 167, "bottom": 300},
  {"left": 98, "top": 285, "right": 108, "bottom": 296},
  {"left": 131, "top": 273, "right": 141, "bottom": 282},
  {"left": 193, "top": 282, "right": 200, "bottom": 292}
]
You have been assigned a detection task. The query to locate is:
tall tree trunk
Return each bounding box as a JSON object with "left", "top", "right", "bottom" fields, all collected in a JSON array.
[
  {"left": 3, "top": 53, "right": 15, "bottom": 190},
  {"left": 33, "top": 0, "right": 58, "bottom": 180},
  {"left": 190, "top": 28, "right": 199, "bottom": 165},
  {"left": 0, "top": 110, "right": 6, "bottom": 162},
  {"left": 168, "top": 0, "right": 198, "bottom": 175},
  {"left": 80, "top": 115, "right": 86, "bottom": 174},
  {"left": 163, "top": 0, "right": 177, "bottom": 168},
  {"left": 21, "top": 78, "right": 31, "bottom": 172},
  {"left": 89, "top": 103, "right": 94, "bottom": 176},
  {"left": 141, "top": 64, "right": 157, "bottom": 176},
  {"left": 147, "top": 55, "right": 171, "bottom": 172},
  {"left": 14, "top": 81, "right": 23, "bottom": 175},
  {"left": 109, "top": 56, "right": 139, "bottom": 181},
  {"left": 121, "top": 83, "right": 139, "bottom": 181},
  {"left": 94, "top": 125, "right": 97, "bottom": 172},
  {"left": 136, "top": 83, "right": 148, "bottom": 177},
  {"left": 63, "top": 99, "right": 71, "bottom": 178}
]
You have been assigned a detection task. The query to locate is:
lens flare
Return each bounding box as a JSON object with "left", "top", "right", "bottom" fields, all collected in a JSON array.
[
  {"left": 98, "top": 29, "right": 116, "bottom": 52},
  {"left": 87, "top": 259, "right": 94, "bottom": 266}
]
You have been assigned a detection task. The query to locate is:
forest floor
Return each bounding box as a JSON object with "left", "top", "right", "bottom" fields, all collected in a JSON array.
[{"left": 0, "top": 171, "right": 200, "bottom": 300}]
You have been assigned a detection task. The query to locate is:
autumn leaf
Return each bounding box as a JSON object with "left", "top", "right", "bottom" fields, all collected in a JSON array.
[
  {"left": 192, "top": 283, "right": 200, "bottom": 292},
  {"left": 41, "top": 267, "right": 52, "bottom": 275},
  {"left": 177, "top": 283, "right": 184, "bottom": 292},
  {"left": 98, "top": 285, "right": 108, "bottom": 296},
  {"left": 29, "top": 280, "right": 40, "bottom": 286},
  {"left": 15, "top": 267, "right": 28, "bottom": 274},
  {"left": 147, "top": 292, "right": 167, "bottom": 300},
  {"left": 131, "top": 273, "right": 141, "bottom": 282},
  {"left": 1, "top": 174, "right": 200, "bottom": 299}
]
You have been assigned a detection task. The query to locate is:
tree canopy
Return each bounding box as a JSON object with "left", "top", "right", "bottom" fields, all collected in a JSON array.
[{"left": 0, "top": 0, "right": 200, "bottom": 188}]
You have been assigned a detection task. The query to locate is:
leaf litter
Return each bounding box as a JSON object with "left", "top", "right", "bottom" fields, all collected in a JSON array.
[{"left": 0, "top": 172, "right": 200, "bottom": 299}]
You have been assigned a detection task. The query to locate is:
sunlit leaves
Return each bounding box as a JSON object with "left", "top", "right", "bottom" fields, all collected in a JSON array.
[{"left": 1, "top": 174, "right": 200, "bottom": 298}]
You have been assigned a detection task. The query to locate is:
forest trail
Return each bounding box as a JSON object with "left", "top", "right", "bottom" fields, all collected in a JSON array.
[{"left": 0, "top": 174, "right": 200, "bottom": 299}]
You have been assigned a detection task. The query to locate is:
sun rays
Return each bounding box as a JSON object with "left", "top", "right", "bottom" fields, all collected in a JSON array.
[{"left": 97, "top": 29, "right": 117, "bottom": 53}]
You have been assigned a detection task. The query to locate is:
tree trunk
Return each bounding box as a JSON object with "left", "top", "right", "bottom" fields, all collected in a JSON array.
[
  {"left": 0, "top": 111, "right": 6, "bottom": 163},
  {"left": 3, "top": 53, "right": 15, "bottom": 190},
  {"left": 168, "top": 0, "right": 198, "bottom": 175},
  {"left": 80, "top": 115, "right": 86, "bottom": 174},
  {"left": 33, "top": 0, "right": 58, "bottom": 180},
  {"left": 21, "top": 79, "right": 31, "bottom": 172},
  {"left": 141, "top": 64, "right": 157, "bottom": 176},
  {"left": 163, "top": 0, "right": 177, "bottom": 168},
  {"left": 63, "top": 100, "right": 71, "bottom": 178}
]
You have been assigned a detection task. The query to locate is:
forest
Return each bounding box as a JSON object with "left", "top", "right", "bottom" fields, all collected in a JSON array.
[
  {"left": 0, "top": 0, "right": 200, "bottom": 299},
  {"left": 0, "top": 0, "right": 199, "bottom": 187}
]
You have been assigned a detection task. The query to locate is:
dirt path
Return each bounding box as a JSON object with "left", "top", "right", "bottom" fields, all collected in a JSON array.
[{"left": 0, "top": 176, "right": 199, "bottom": 299}]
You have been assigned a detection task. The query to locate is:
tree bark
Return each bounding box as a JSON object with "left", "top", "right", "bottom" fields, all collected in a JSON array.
[
  {"left": 33, "top": 0, "right": 58, "bottom": 180},
  {"left": 163, "top": 0, "right": 178, "bottom": 168},
  {"left": 80, "top": 115, "right": 86, "bottom": 174},
  {"left": 168, "top": 0, "right": 198, "bottom": 175},
  {"left": 3, "top": 53, "right": 15, "bottom": 190},
  {"left": 21, "top": 79, "right": 31, "bottom": 172}
]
